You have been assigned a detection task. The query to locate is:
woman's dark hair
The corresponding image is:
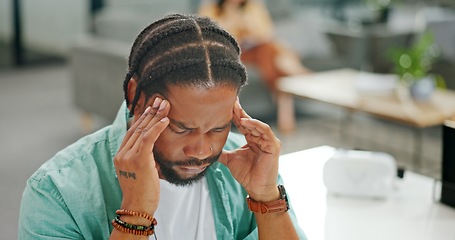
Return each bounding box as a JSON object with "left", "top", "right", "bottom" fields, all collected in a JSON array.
[{"left": 123, "top": 13, "right": 247, "bottom": 116}]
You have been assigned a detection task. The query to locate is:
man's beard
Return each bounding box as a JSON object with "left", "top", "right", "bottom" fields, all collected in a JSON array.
[{"left": 153, "top": 150, "right": 221, "bottom": 187}]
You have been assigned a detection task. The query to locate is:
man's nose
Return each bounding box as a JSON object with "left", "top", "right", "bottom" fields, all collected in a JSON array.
[{"left": 183, "top": 135, "right": 212, "bottom": 160}]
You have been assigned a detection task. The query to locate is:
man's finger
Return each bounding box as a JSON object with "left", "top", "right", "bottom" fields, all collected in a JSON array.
[
  {"left": 136, "top": 100, "right": 170, "bottom": 153},
  {"left": 122, "top": 105, "right": 160, "bottom": 151},
  {"left": 119, "top": 106, "right": 152, "bottom": 149},
  {"left": 232, "top": 100, "right": 250, "bottom": 136},
  {"left": 138, "top": 116, "right": 169, "bottom": 153},
  {"left": 120, "top": 97, "right": 163, "bottom": 149},
  {"left": 240, "top": 118, "right": 273, "bottom": 141}
]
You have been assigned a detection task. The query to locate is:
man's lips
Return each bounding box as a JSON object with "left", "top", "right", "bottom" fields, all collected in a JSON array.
[{"left": 178, "top": 165, "right": 210, "bottom": 175}]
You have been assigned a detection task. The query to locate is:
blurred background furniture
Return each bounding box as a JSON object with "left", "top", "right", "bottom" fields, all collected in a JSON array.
[
  {"left": 277, "top": 69, "right": 455, "bottom": 130},
  {"left": 279, "top": 145, "right": 455, "bottom": 240},
  {"left": 277, "top": 69, "right": 455, "bottom": 167}
]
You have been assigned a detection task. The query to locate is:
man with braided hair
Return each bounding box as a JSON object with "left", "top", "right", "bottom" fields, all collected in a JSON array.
[{"left": 19, "top": 14, "right": 306, "bottom": 240}]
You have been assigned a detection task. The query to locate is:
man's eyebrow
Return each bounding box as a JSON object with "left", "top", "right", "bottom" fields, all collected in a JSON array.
[
  {"left": 214, "top": 122, "right": 231, "bottom": 130},
  {"left": 169, "top": 118, "right": 194, "bottom": 130},
  {"left": 169, "top": 118, "right": 231, "bottom": 130}
]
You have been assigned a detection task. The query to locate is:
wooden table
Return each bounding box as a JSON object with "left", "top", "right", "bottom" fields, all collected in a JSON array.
[
  {"left": 277, "top": 68, "right": 455, "bottom": 132},
  {"left": 279, "top": 146, "right": 455, "bottom": 240}
]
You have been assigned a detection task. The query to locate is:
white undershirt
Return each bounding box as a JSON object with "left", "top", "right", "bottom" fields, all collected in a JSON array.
[{"left": 151, "top": 178, "right": 216, "bottom": 240}]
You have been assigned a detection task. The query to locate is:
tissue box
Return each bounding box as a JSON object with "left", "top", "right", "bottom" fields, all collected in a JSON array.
[{"left": 323, "top": 149, "right": 397, "bottom": 199}]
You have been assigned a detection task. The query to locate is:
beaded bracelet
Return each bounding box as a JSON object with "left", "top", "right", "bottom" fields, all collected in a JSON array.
[
  {"left": 114, "top": 215, "right": 155, "bottom": 231},
  {"left": 111, "top": 209, "right": 157, "bottom": 237},
  {"left": 116, "top": 209, "right": 156, "bottom": 223},
  {"left": 111, "top": 219, "right": 155, "bottom": 236}
]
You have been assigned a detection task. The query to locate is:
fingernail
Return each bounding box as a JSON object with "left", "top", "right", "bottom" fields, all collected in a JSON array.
[
  {"left": 143, "top": 106, "right": 151, "bottom": 114},
  {"left": 160, "top": 117, "right": 169, "bottom": 122},
  {"left": 159, "top": 100, "right": 167, "bottom": 111},
  {"left": 153, "top": 97, "right": 161, "bottom": 108}
]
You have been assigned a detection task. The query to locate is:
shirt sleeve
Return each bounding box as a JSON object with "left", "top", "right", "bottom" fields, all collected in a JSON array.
[{"left": 18, "top": 176, "right": 83, "bottom": 240}]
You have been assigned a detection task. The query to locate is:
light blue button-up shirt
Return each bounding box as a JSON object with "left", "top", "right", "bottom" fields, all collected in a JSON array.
[{"left": 18, "top": 103, "right": 306, "bottom": 239}]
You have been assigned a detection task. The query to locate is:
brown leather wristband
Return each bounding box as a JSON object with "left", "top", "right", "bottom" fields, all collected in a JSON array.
[{"left": 246, "top": 185, "right": 290, "bottom": 214}]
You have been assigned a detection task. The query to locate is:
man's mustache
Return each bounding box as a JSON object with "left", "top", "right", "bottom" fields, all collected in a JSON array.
[{"left": 155, "top": 151, "right": 221, "bottom": 168}]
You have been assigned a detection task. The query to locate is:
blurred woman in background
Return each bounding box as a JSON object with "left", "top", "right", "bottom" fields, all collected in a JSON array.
[{"left": 199, "top": 0, "right": 311, "bottom": 91}]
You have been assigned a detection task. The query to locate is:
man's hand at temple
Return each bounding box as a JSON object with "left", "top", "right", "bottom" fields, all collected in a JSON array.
[
  {"left": 112, "top": 97, "right": 170, "bottom": 237},
  {"left": 219, "top": 98, "right": 299, "bottom": 240},
  {"left": 219, "top": 98, "right": 281, "bottom": 202}
]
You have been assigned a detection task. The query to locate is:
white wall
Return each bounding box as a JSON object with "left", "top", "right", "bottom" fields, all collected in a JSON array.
[{"left": 0, "top": 0, "right": 89, "bottom": 56}]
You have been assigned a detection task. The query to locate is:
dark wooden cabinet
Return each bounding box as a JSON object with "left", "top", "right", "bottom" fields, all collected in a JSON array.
[{"left": 441, "top": 120, "right": 455, "bottom": 208}]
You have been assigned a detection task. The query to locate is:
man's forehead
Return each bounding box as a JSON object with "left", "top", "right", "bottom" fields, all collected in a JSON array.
[{"left": 164, "top": 85, "right": 237, "bottom": 128}]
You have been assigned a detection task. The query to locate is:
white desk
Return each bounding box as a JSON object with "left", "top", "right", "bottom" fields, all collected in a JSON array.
[{"left": 279, "top": 146, "right": 455, "bottom": 240}]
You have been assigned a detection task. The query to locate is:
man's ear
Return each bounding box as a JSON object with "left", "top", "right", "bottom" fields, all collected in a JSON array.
[
  {"left": 127, "top": 76, "right": 138, "bottom": 106},
  {"left": 126, "top": 76, "right": 146, "bottom": 115}
]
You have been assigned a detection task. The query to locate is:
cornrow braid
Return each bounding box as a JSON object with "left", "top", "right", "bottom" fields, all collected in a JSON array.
[
  {"left": 130, "top": 59, "right": 206, "bottom": 110},
  {"left": 123, "top": 18, "right": 194, "bottom": 104},
  {"left": 123, "top": 15, "right": 185, "bottom": 104},
  {"left": 128, "top": 15, "right": 185, "bottom": 67},
  {"left": 122, "top": 13, "right": 247, "bottom": 116},
  {"left": 129, "top": 23, "right": 199, "bottom": 78}
]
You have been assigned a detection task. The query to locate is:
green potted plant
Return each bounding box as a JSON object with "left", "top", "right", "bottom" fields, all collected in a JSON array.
[{"left": 389, "top": 31, "right": 445, "bottom": 101}]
